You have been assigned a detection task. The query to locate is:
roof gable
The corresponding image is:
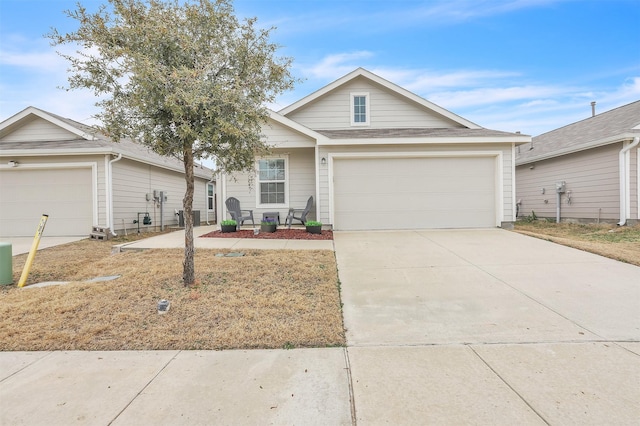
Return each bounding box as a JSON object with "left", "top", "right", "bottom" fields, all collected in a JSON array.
[
  {"left": 280, "top": 68, "right": 480, "bottom": 130},
  {"left": 0, "top": 106, "right": 213, "bottom": 178},
  {"left": 516, "top": 100, "right": 640, "bottom": 164},
  {"left": 0, "top": 107, "right": 96, "bottom": 141}
]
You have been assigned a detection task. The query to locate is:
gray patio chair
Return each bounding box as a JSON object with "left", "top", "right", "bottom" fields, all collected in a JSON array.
[
  {"left": 225, "top": 197, "right": 255, "bottom": 229},
  {"left": 285, "top": 196, "right": 314, "bottom": 228}
]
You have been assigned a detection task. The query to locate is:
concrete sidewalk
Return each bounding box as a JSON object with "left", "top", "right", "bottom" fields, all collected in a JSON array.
[
  {"left": 2, "top": 229, "right": 639, "bottom": 425},
  {"left": 114, "top": 225, "right": 335, "bottom": 251}
]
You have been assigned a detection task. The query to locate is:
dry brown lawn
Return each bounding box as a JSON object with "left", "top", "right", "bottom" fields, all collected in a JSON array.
[
  {"left": 1, "top": 235, "right": 345, "bottom": 351},
  {"left": 513, "top": 221, "right": 640, "bottom": 266}
]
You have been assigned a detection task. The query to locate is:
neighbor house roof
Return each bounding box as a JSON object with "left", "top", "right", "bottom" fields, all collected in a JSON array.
[
  {"left": 0, "top": 106, "right": 213, "bottom": 179},
  {"left": 516, "top": 100, "right": 640, "bottom": 165}
]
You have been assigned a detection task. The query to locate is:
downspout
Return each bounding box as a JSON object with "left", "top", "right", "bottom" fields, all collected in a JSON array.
[
  {"left": 618, "top": 137, "right": 640, "bottom": 226},
  {"left": 107, "top": 153, "right": 123, "bottom": 236}
]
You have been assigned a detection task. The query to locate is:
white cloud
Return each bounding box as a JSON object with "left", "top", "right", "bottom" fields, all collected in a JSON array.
[
  {"left": 302, "top": 51, "right": 375, "bottom": 80},
  {"left": 428, "top": 85, "right": 571, "bottom": 109}
]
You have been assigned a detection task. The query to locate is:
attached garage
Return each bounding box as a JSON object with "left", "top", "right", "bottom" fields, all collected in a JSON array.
[
  {"left": 218, "top": 68, "right": 530, "bottom": 230},
  {"left": 332, "top": 155, "right": 498, "bottom": 230},
  {"left": 0, "top": 167, "right": 94, "bottom": 237}
]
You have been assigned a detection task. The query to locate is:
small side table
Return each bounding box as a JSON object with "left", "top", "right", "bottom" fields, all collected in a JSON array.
[{"left": 262, "top": 212, "right": 280, "bottom": 225}]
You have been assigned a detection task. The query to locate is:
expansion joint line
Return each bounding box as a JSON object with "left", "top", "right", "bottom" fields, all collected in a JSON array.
[
  {"left": 343, "top": 347, "right": 358, "bottom": 425},
  {"left": 468, "top": 345, "right": 551, "bottom": 426},
  {"left": 108, "top": 350, "right": 181, "bottom": 425}
]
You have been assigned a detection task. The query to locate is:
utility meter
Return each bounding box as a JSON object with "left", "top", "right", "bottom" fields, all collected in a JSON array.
[{"left": 555, "top": 181, "right": 566, "bottom": 193}]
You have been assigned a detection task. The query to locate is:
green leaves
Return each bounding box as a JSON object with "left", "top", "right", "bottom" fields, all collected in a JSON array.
[
  {"left": 48, "top": 0, "right": 296, "bottom": 171},
  {"left": 48, "top": 0, "right": 296, "bottom": 285}
]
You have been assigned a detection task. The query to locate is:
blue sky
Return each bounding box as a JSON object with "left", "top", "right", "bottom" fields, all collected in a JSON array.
[{"left": 1, "top": 0, "right": 639, "bottom": 137}]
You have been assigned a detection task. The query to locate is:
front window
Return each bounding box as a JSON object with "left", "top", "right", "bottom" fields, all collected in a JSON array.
[
  {"left": 258, "top": 158, "right": 286, "bottom": 205},
  {"left": 354, "top": 96, "right": 366, "bottom": 123},
  {"left": 351, "top": 92, "right": 370, "bottom": 126},
  {"left": 207, "top": 183, "right": 215, "bottom": 210}
]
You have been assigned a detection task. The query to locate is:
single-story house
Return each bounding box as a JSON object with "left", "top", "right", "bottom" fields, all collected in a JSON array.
[
  {"left": 0, "top": 107, "right": 215, "bottom": 237},
  {"left": 515, "top": 100, "right": 640, "bottom": 225},
  {"left": 217, "top": 68, "right": 531, "bottom": 231}
]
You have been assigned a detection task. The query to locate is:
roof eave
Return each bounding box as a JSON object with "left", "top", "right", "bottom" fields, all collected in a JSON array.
[
  {"left": 0, "top": 147, "right": 213, "bottom": 178},
  {"left": 318, "top": 135, "right": 531, "bottom": 146},
  {"left": 515, "top": 133, "right": 638, "bottom": 165}
]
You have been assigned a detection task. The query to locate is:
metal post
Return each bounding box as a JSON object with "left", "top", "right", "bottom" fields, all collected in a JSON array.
[{"left": 18, "top": 214, "right": 48, "bottom": 288}]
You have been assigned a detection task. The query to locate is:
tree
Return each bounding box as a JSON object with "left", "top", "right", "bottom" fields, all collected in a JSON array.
[{"left": 48, "top": 0, "right": 296, "bottom": 286}]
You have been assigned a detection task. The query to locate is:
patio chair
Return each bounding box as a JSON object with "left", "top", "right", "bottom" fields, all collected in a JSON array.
[
  {"left": 285, "top": 196, "right": 314, "bottom": 228},
  {"left": 225, "top": 197, "right": 255, "bottom": 229}
]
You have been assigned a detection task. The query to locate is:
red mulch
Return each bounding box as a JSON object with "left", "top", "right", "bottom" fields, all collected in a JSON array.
[{"left": 201, "top": 228, "right": 333, "bottom": 240}]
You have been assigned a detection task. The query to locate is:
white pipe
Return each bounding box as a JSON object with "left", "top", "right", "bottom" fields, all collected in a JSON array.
[
  {"left": 618, "top": 137, "right": 640, "bottom": 226},
  {"left": 556, "top": 191, "right": 561, "bottom": 223},
  {"left": 107, "top": 153, "right": 123, "bottom": 235}
]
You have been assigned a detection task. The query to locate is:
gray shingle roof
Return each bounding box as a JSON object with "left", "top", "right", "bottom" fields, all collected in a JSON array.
[
  {"left": 316, "top": 127, "right": 524, "bottom": 139},
  {"left": 516, "top": 100, "right": 640, "bottom": 165},
  {"left": 1, "top": 107, "right": 213, "bottom": 178}
]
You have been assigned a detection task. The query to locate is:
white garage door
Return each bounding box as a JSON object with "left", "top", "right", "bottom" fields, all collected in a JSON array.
[
  {"left": 333, "top": 156, "right": 497, "bottom": 230},
  {"left": 0, "top": 168, "right": 93, "bottom": 236}
]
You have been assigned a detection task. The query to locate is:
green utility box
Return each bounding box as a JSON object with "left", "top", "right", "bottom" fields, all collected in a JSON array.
[{"left": 0, "top": 242, "right": 12, "bottom": 285}]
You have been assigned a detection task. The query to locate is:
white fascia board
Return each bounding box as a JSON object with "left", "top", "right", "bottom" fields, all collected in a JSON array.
[
  {"left": 317, "top": 136, "right": 531, "bottom": 146},
  {"left": 120, "top": 149, "right": 212, "bottom": 178},
  {"left": 279, "top": 68, "right": 481, "bottom": 129},
  {"left": 0, "top": 147, "right": 113, "bottom": 156},
  {"left": 515, "top": 133, "right": 638, "bottom": 165},
  {"left": 0, "top": 146, "right": 212, "bottom": 178},
  {"left": 0, "top": 106, "right": 97, "bottom": 140}
]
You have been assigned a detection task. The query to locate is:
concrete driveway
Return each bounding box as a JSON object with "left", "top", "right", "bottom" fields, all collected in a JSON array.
[
  {"left": 335, "top": 229, "right": 640, "bottom": 425},
  {"left": 2, "top": 229, "right": 639, "bottom": 425},
  {"left": 1, "top": 236, "right": 86, "bottom": 256}
]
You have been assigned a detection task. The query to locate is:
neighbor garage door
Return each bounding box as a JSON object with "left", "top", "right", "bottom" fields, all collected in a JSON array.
[
  {"left": 0, "top": 168, "right": 93, "bottom": 236},
  {"left": 333, "top": 156, "right": 497, "bottom": 230}
]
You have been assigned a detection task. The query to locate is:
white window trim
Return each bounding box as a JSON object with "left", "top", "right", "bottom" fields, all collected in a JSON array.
[
  {"left": 350, "top": 92, "right": 370, "bottom": 126},
  {"left": 255, "top": 155, "right": 290, "bottom": 209},
  {"left": 206, "top": 183, "right": 215, "bottom": 211}
]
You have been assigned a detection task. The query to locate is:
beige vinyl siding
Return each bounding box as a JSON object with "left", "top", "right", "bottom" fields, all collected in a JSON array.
[
  {"left": 285, "top": 77, "right": 462, "bottom": 130},
  {"left": 515, "top": 144, "right": 620, "bottom": 221},
  {"left": 112, "top": 159, "right": 208, "bottom": 232},
  {"left": 631, "top": 147, "right": 638, "bottom": 220},
  {"left": 223, "top": 148, "right": 316, "bottom": 224},
  {"left": 0, "top": 116, "right": 80, "bottom": 142},
  {"left": 318, "top": 143, "right": 513, "bottom": 226},
  {"left": 263, "top": 120, "right": 316, "bottom": 148},
  {"left": 287, "top": 149, "right": 317, "bottom": 222}
]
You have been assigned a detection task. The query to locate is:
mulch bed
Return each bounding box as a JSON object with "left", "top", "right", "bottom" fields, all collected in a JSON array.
[{"left": 201, "top": 228, "right": 333, "bottom": 240}]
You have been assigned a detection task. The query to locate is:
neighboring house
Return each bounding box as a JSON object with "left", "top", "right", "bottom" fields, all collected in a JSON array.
[
  {"left": 0, "top": 107, "right": 215, "bottom": 237},
  {"left": 217, "top": 68, "right": 530, "bottom": 231},
  {"left": 515, "top": 101, "right": 640, "bottom": 225}
]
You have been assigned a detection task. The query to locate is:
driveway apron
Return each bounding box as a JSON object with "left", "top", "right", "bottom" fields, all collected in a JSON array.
[{"left": 335, "top": 229, "right": 640, "bottom": 425}]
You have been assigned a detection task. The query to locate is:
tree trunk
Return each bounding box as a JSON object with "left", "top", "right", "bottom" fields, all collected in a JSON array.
[{"left": 182, "top": 143, "right": 195, "bottom": 286}]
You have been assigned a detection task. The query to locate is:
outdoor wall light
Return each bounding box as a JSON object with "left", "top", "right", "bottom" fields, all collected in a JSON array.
[
  {"left": 8, "top": 161, "right": 18, "bottom": 167},
  {"left": 320, "top": 157, "right": 326, "bottom": 165}
]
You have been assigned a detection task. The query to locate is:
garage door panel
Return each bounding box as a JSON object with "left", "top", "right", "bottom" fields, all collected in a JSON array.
[
  {"left": 0, "top": 168, "right": 93, "bottom": 236},
  {"left": 333, "top": 156, "right": 497, "bottom": 230}
]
